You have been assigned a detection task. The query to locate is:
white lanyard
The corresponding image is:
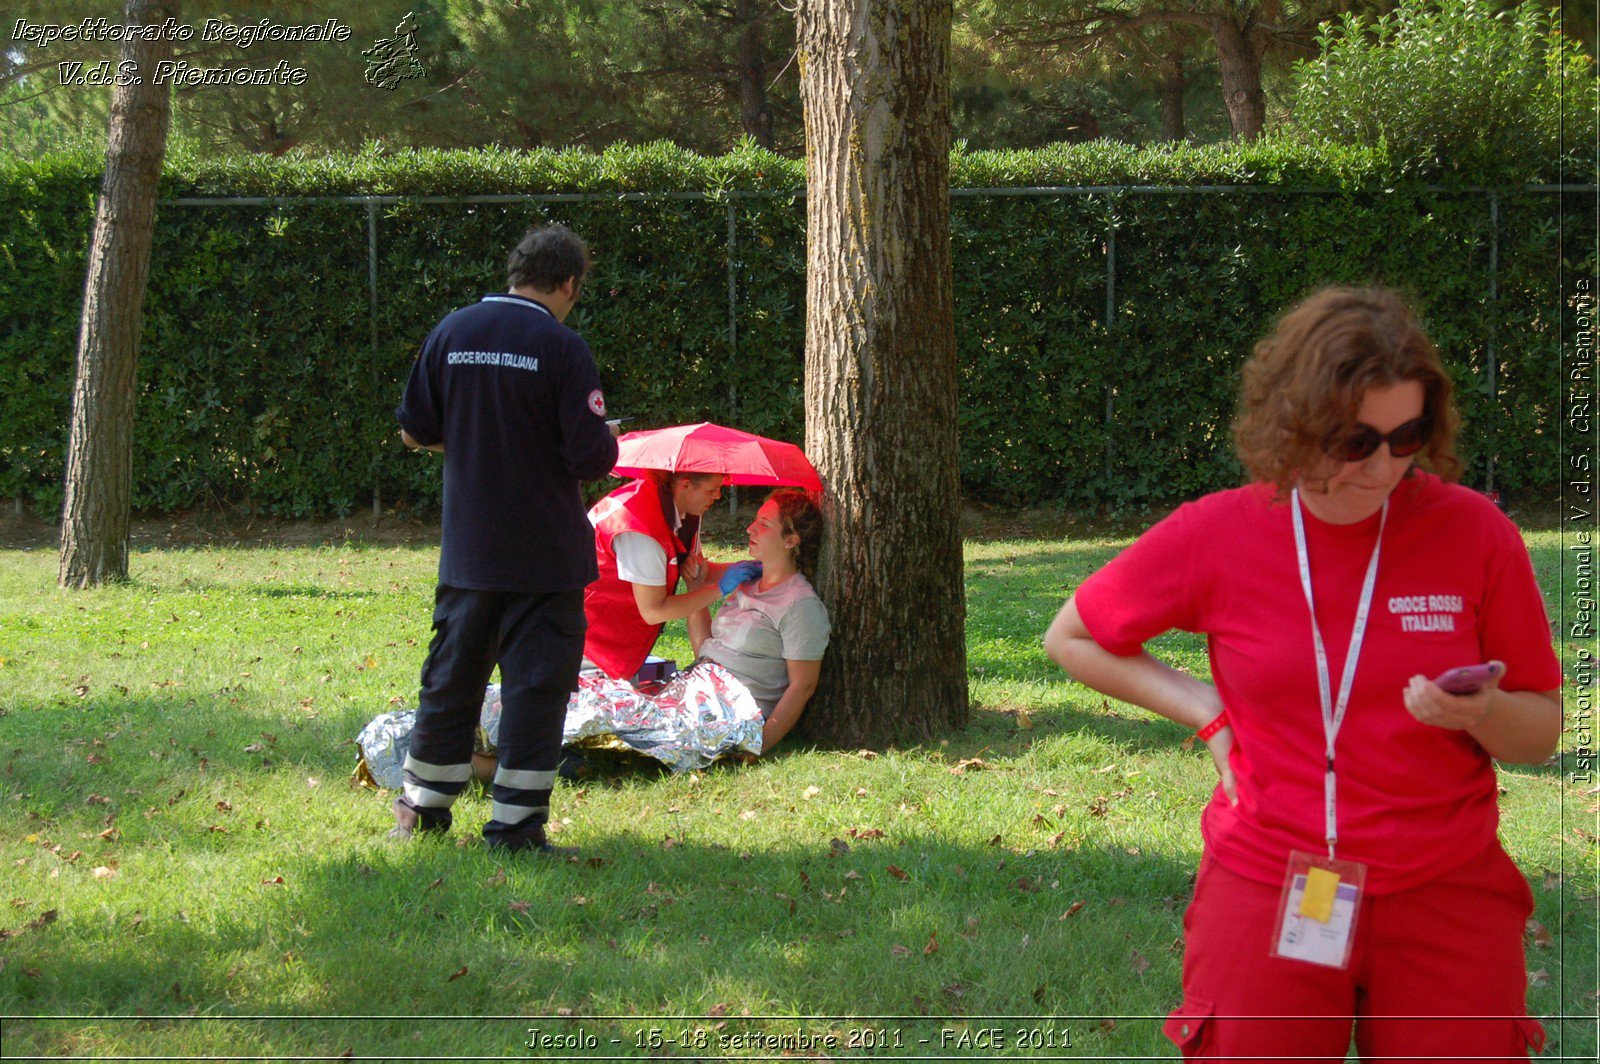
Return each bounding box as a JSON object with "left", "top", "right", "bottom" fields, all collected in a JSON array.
[{"left": 1290, "top": 489, "right": 1388, "bottom": 859}]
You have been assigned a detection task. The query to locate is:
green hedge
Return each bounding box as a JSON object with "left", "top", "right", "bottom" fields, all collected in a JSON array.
[{"left": 1, "top": 140, "right": 1591, "bottom": 515}]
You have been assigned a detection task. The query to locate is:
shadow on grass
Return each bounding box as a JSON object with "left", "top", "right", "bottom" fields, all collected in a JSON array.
[
  {"left": 0, "top": 835, "right": 1199, "bottom": 1058},
  {"left": 4, "top": 828, "right": 1592, "bottom": 1059}
]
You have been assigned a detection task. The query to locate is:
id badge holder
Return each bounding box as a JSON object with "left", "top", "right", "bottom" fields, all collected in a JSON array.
[{"left": 1268, "top": 850, "right": 1366, "bottom": 970}]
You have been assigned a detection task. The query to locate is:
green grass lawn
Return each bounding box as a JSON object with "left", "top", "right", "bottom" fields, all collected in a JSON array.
[{"left": 0, "top": 517, "right": 1592, "bottom": 1059}]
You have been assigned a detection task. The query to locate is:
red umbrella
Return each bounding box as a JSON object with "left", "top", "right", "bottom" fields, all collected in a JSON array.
[{"left": 611, "top": 422, "right": 823, "bottom": 492}]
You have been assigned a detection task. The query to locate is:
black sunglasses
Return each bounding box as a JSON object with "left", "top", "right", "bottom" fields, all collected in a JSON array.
[{"left": 1329, "top": 415, "right": 1433, "bottom": 462}]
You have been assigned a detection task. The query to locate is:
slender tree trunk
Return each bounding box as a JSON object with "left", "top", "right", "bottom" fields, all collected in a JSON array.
[
  {"left": 735, "top": 0, "right": 775, "bottom": 148},
  {"left": 59, "top": 0, "right": 177, "bottom": 588},
  {"left": 1211, "top": 16, "right": 1266, "bottom": 140},
  {"left": 1158, "top": 60, "right": 1186, "bottom": 142},
  {"left": 796, "top": 0, "right": 967, "bottom": 746}
]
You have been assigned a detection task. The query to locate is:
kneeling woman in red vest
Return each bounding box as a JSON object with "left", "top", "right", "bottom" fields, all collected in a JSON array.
[
  {"left": 688, "top": 489, "right": 830, "bottom": 752},
  {"left": 584, "top": 469, "right": 757, "bottom": 681}
]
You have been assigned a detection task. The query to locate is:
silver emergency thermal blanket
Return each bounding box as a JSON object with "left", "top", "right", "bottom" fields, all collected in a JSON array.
[
  {"left": 489, "top": 659, "right": 765, "bottom": 773},
  {"left": 357, "top": 660, "right": 763, "bottom": 784},
  {"left": 355, "top": 709, "right": 416, "bottom": 789}
]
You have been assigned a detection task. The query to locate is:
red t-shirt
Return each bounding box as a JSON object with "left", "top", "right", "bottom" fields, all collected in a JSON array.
[{"left": 1075, "top": 472, "right": 1561, "bottom": 894}]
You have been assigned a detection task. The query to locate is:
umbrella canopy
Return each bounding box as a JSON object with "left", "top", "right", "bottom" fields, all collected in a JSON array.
[{"left": 612, "top": 422, "right": 823, "bottom": 492}]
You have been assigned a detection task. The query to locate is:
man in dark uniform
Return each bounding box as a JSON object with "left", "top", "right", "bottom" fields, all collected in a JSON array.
[{"left": 392, "top": 224, "right": 618, "bottom": 853}]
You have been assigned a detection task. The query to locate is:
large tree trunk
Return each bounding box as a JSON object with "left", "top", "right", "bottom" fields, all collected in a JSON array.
[
  {"left": 1211, "top": 16, "right": 1266, "bottom": 140},
  {"left": 796, "top": 0, "right": 967, "bottom": 746},
  {"left": 735, "top": 0, "right": 775, "bottom": 148},
  {"left": 59, "top": 0, "right": 177, "bottom": 588},
  {"left": 1158, "top": 59, "right": 1186, "bottom": 142}
]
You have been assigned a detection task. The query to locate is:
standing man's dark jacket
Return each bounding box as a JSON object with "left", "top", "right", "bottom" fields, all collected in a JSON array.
[{"left": 396, "top": 292, "right": 618, "bottom": 591}]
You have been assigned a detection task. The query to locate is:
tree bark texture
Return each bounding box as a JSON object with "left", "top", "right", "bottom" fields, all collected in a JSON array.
[
  {"left": 59, "top": 0, "right": 177, "bottom": 588},
  {"left": 1158, "top": 60, "right": 1186, "bottom": 142},
  {"left": 796, "top": 0, "right": 968, "bottom": 746},
  {"left": 1211, "top": 15, "right": 1267, "bottom": 140},
  {"left": 735, "top": 0, "right": 775, "bottom": 149}
]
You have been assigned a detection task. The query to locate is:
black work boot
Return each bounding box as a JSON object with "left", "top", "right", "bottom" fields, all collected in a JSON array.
[
  {"left": 387, "top": 796, "right": 452, "bottom": 842},
  {"left": 483, "top": 820, "right": 578, "bottom": 857}
]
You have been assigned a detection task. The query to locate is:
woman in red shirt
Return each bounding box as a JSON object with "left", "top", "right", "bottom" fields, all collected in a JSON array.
[{"left": 1044, "top": 287, "right": 1561, "bottom": 1061}]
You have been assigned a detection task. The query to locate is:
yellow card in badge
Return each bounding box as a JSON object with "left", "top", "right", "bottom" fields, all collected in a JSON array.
[
  {"left": 1269, "top": 851, "right": 1367, "bottom": 970},
  {"left": 1298, "top": 866, "right": 1341, "bottom": 923}
]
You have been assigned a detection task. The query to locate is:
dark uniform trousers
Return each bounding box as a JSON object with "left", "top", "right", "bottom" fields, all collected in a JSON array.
[{"left": 398, "top": 585, "right": 585, "bottom": 849}]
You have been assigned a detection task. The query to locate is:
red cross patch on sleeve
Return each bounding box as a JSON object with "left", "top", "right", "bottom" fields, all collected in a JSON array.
[{"left": 588, "top": 389, "right": 606, "bottom": 417}]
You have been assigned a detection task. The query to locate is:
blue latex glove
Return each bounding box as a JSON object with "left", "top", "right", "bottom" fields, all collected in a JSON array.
[{"left": 718, "top": 561, "right": 762, "bottom": 595}]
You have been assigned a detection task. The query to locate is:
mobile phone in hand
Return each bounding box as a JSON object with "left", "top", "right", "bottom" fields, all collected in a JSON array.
[{"left": 1431, "top": 662, "right": 1505, "bottom": 695}]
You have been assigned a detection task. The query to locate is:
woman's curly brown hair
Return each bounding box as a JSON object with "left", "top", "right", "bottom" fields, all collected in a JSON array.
[
  {"left": 1234, "top": 286, "right": 1461, "bottom": 496},
  {"left": 766, "top": 489, "right": 825, "bottom": 583}
]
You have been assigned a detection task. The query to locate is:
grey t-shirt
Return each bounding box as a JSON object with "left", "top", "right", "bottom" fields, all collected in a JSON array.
[{"left": 701, "top": 573, "right": 830, "bottom": 713}]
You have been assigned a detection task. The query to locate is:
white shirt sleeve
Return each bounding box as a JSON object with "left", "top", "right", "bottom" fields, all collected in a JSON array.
[{"left": 613, "top": 532, "right": 669, "bottom": 586}]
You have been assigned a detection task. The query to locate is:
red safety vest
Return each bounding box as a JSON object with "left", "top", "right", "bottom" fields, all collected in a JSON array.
[{"left": 583, "top": 479, "right": 688, "bottom": 679}]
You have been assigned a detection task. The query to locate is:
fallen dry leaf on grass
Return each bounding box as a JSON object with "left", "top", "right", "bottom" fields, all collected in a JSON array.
[
  {"left": 886, "top": 865, "right": 909, "bottom": 881},
  {"left": 261, "top": 876, "right": 284, "bottom": 886},
  {"left": 802, "top": 785, "right": 821, "bottom": 800},
  {"left": 891, "top": 944, "right": 911, "bottom": 958},
  {"left": 508, "top": 900, "right": 531, "bottom": 913},
  {"left": 1525, "top": 919, "right": 1553, "bottom": 948},
  {"left": 486, "top": 869, "right": 506, "bottom": 887},
  {"left": 706, "top": 1003, "right": 729, "bottom": 1018},
  {"left": 1130, "top": 949, "right": 1150, "bottom": 975},
  {"left": 446, "top": 966, "right": 468, "bottom": 983},
  {"left": 924, "top": 933, "right": 938, "bottom": 956},
  {"left": 0, "top": 910, "right": 58, "bottom": 941},
  {"left": 1060, "top": 901, "right": 1086, "bottom": 920},
  {"left": 91, "top": 866, "right": 116, "bottom": 879}
]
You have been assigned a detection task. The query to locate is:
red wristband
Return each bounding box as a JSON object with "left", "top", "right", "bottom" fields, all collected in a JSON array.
[{"left": 1195, "top": 712, "right": 1230, "bottom": 742}]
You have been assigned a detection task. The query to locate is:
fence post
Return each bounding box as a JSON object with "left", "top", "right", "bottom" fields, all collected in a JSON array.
[
  {"left": 1104, "top": 206, "right": 1117, "bottom": 492},
  {"left": 726, "top": 200, "right": 740, "bottom": 519},
  {"left": 1486, "top": 191, "right": 1499, "bottom": 495},
  {"left": 368, "top": 199, "right": 382, "bottom": 519}
]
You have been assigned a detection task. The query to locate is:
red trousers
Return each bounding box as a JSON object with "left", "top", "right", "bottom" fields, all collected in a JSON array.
[{"left": 1166, "top": 842, "right": 1545, "bottom": 1062}]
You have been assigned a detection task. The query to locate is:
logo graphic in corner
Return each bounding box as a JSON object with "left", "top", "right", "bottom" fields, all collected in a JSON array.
[{"left": 588, "top": 389, "right": 607, "bottom": 417}]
